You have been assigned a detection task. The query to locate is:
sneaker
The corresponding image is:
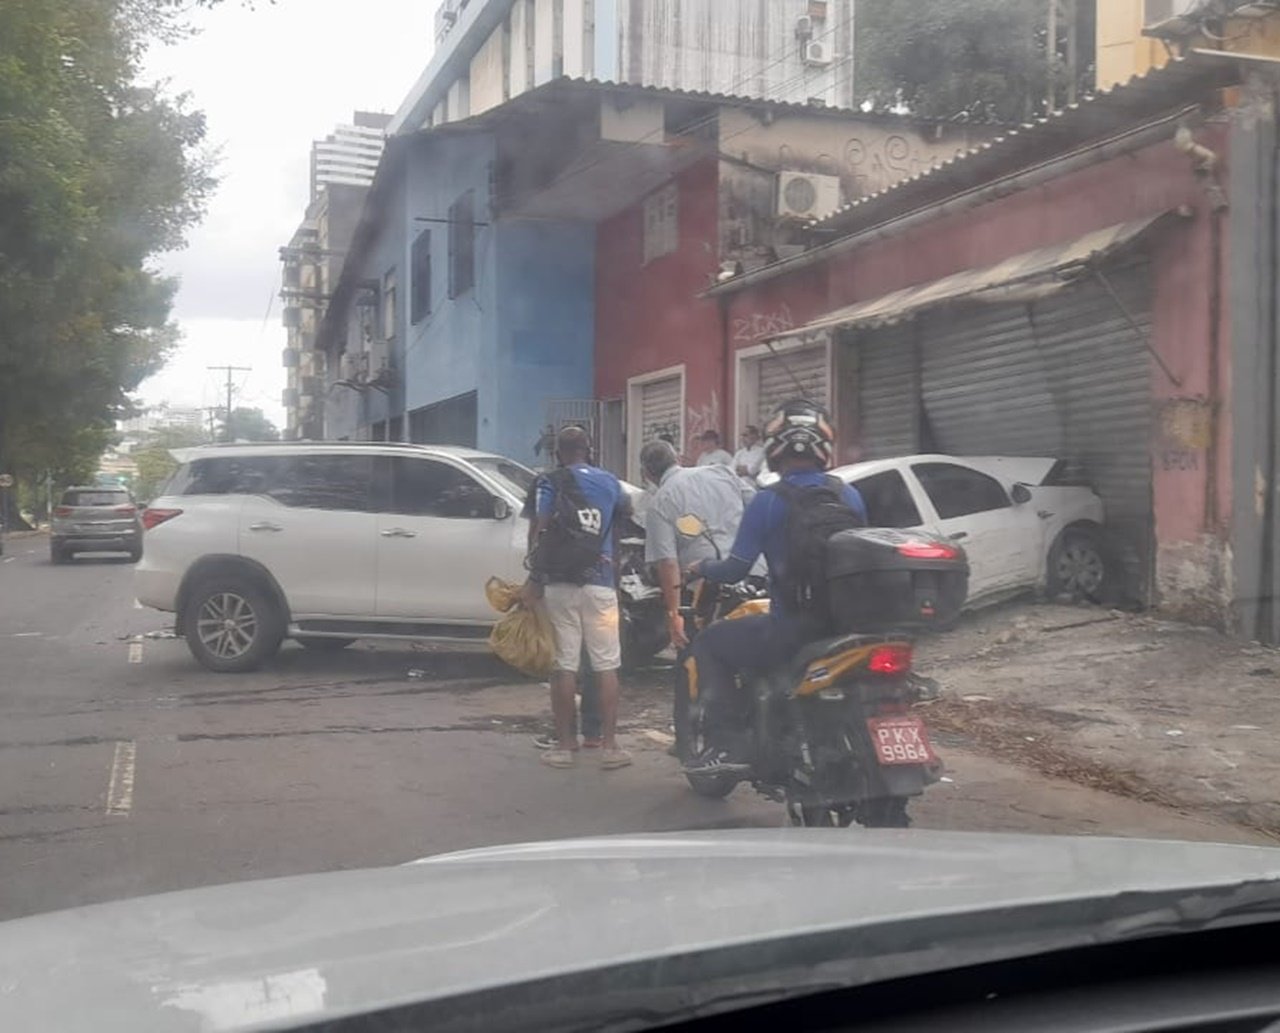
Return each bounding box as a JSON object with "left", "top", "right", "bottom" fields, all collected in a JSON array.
[
  {"left": 683, "top": 749, "right": 750, "bottom": 775},
  {"left": 540, "top": 749, "right": 576, "bottom": 769},
  {"left": 532, "top": 734, "right": 562, "bottom": 751},
  {"left": 600, "top": 747, "right": 633, "bottom": 770},
  {"left": 581, "top": 737, "right": 603, "bottom": 749}
]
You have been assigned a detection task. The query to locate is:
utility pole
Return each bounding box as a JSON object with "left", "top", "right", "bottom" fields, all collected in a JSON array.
[
  {"left": 1047, "top": 0, "right": 1059, "bottom": 114},
  {"left": 1065, "top": 0, "right": 1079, "bottom": 106},
  {"left": 207, "top": 366, "right": 251, "bottom": 442}
]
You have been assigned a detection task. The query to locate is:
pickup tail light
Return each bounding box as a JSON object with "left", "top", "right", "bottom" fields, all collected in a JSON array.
[
  {"left": 53, "top": 506, "right": 72, "bottom": 518},
  {"left": 142, "top": 507, "right": 183, "bottom": 531},
  {"left": 868, "top": 644, "right": 913, "bottom": 676},
  {"left": 898, "top": 541, "right": 959, "bottom": 560}
]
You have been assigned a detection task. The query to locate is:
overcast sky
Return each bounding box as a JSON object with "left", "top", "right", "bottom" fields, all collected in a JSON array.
[{"left": 138, "top": 0, "right": 434, "bottom": 428}]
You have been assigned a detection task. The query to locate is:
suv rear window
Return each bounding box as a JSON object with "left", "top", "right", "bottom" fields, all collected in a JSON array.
[{"left": 61, "top": 490, "right": 129, "bottom": 507}]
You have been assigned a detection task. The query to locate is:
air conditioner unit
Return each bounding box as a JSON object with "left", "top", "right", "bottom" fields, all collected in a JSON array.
[
  {"left": 339, "top": 352, "right": 360, "bottom": 382},
  {"left": 282, "top": 388, "right": 299, "bottom": 409},
  {"left": 368, "top": 337, "right": 388, "bottom": 374},
  {"left": 803, "top": 40, "right": 833, "bottom": 66},
  {"left": 281, "top": 347, "right": 300, "bottom": 368},
  {"left": 795, "top": 15, "right": 814, "bottom": 39},
  {"left": 776, "top": 171, "right": 841, "bottom": 221}
]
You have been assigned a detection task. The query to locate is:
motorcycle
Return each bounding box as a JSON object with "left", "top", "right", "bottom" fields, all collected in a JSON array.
[
  {"left": 674, "top": 515, "right": 968, "bottom": 828},
  {"left": 616, "top": 523, "right": 669, "bottom": 670}
]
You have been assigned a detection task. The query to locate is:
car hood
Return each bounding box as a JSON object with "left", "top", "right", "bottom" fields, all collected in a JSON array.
[{"left": 4, "top": 830, "right": 1280, "bottom": 1032}]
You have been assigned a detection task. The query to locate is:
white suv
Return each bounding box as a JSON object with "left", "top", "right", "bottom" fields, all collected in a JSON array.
[{"left": 136, "top": 442, "right": 538, "bottom": 672}]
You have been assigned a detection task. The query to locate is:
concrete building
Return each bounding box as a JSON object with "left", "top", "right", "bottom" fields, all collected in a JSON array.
[
  {"left": 312, "top": 80, "right": 983, "bottom": 466},
  {"left": 1097, "top": 0, "right": 1280, "bottom": 88},
  {"left": 699, "top": 52, "right": 1280, "bottom": 640},
  {"left": 394, "top": 0, "right": 857, "bottom": 132},
  {"left": 310, "top": 111, "right": 391, "bottom": 200}
]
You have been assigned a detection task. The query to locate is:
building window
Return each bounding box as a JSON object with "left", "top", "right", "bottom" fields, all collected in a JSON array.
[
  {"left": 449, "top": 190, "right": 476, "bottom": 298},
  {"left": 643, "top": 182, "right": 679, "bottom": 264},
  {"left": 552, "top": 0, "right": 564, "bottom": 77},
  {"left": 382, "top": 268, "right": 397, "bottom": 340},
  {"left": 411, "top": 230, "right": 431, "bottom": 324}
]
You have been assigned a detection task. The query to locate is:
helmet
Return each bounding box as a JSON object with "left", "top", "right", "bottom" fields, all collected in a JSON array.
[{"left": 762, "top": 399, "right": 836, "bottom": 472}]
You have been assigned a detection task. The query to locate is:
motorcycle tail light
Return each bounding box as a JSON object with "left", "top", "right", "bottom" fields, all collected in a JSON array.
[
  {"left": 53, "top": 506, "right": 73, "bottom": 518},
  {"left": 868, "top": 644, "right": 912, "bottom": 676},
  {"left": 142, "top": 507, "right": 183, "bottom": 531},
  {"left": 898, "top": 541, "right": 958, "bottom": 560}
]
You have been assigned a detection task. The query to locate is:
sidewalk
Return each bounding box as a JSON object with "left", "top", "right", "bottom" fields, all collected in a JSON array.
[{"left": 916, "top": 601, "right": 1280, "bottom": 839}]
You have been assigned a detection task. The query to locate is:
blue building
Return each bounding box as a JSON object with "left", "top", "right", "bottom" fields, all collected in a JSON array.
[{"left": 318, "top": 120, "right": 594, "bottom": 464}]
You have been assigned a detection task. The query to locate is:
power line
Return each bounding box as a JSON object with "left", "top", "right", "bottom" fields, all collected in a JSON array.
[{"left": 495, "top": 14, "right": 854, "bottom": 209}]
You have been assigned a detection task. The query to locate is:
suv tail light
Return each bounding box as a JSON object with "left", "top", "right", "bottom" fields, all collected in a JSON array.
[
  {"left": 53, "top": 505, "right": 72, "bottom": 518},
  {"left": 142, "top": 507, "right": 183, "bottom": 531},
  {"left": 868, "top": 644, "right": 913, "bottom": 676}
]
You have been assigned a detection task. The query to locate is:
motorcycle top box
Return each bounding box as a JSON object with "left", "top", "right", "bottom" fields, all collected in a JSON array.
[{"left": 825, "top": 528, "right": 969, "bottom": 632}]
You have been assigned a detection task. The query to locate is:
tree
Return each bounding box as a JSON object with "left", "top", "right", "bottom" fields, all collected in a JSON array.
[
  {"left": 0, "top": 0, "right": 214, "bottom": 519},
  {"left": 855, "top": 0, "right": 1096, "bottom": 123},
  {"left": 130, "top": 424, "right": 206, "bottom": 502},
  {"left": 222, "top": 407, "right": 280, "bottom": 442}
]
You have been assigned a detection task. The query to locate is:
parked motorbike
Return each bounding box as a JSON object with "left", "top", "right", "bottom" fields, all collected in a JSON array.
[
  {"left": 675, "top": 516, "right": 968, "bottom": 828},
  {"left": 616, "top": 526, "right": 669, "bottom": 670}
]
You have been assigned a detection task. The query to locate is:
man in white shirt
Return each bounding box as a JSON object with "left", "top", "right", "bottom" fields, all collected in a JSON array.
[
  {"left": 694, "top": 430, "right": 733, "bottom": 468},
  {"left": 732, "top": 424, "right": 765, "bottom": 483}
]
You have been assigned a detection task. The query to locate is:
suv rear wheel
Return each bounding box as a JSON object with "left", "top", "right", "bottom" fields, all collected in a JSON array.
[{"left": 182, "top": 575, "right": 285, "bottom": 673}]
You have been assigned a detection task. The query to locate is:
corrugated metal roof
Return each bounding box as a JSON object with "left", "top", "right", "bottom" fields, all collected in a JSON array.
[
  {"left": 808, "top": 54, "right": 1238, "bottom": 234},
  {"left": 768, "top": 212, "right": 1172, "bottom": 341}
]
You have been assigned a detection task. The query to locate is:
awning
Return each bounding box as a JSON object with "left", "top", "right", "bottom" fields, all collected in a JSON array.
[{"left": 767, "top": 212, "right": 1173, "bottom": 341}]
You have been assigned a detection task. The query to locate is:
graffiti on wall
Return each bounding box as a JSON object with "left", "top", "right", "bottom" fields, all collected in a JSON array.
[
  {"left": 843, "top": 134, "right": 946, "bottom": 198},
  {"left": 687, "top": 392, "right": 722, "bottom": 443},
  {"left": 731, "top": 303, "right": 795, "bottom": 344},
  {"left": 1158, "top": 398, "right": 1213, "bottom": 473}
]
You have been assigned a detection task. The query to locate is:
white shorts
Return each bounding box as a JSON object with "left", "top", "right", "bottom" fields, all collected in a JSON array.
[{"left": 542, "top": 584, "right": 622, "bottom": 673}]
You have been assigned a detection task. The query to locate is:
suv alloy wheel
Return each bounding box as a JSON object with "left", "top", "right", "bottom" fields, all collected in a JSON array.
[{"left": 182, "top": 574, "right": 286, "bottom": 673}]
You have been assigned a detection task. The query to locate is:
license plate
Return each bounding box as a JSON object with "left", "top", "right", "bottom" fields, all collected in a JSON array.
[{"left": 866, "top": 716, "right": 937, "bottom": 766}]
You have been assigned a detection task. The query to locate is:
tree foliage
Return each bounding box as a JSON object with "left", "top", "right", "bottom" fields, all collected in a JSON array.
[
  {"left": 855, "top": 0, "right": 1096, "bottom": 123},
  {"left": 0, "top": 0, "right": 215, "bottom": 499},
  {"left": 130, "top": 424, "right": 206, "bottom": 502},
  {"left": 222, "top": 407, "right": 279, "bottom": 442}
]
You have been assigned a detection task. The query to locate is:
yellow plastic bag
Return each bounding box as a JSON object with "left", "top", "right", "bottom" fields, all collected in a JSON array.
[{"left": 486, "top": 577, "right": 555, "bottom": 678}]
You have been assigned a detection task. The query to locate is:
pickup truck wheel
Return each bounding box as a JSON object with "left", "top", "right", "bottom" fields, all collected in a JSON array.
[
  {"left": 1046, "top": 527, "right": 1109, "bottom": 601},
  {"left": 183, "top": 576, "right": 284, "bottom": 673}
]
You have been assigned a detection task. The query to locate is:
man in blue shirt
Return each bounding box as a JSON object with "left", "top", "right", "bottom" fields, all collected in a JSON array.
[
  {"left": 529, "top": 427, "right": 632, "bottom": 771},
  {"left": 685, "top": 401, "right": 867, "bottom": 772}
]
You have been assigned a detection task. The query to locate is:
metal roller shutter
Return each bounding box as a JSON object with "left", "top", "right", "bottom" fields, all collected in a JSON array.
[
  {"left": 915, "top": 261, "right": 1154, "bottom": 601},
  {"left": 757, "top": 341, "right": 830, "bottom": 419},
  {"left": 639, "top": 375, "right": 682, "bottom": 449},
  {"left": 1024, "top": 264, "right": 1155, "bottom": 597},
  {"left": 920, "top": 305, "right": 1066, "bottom": 457},
  {"left": 857, "top": 326, "right": 920, "bottom": 459}
]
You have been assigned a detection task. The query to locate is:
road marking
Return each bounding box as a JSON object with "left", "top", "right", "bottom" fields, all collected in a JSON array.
[
  {"left": 2, "top": 556, "right": 14, "bottom": 564},
  {"left": 133, "top": 599, "right": 143, "bottom": 610},
  {"left": 11, "top": 632, "right": 41, "bottom": 638},
  {"left": 128, "top": 640, "right": 143, "bottom": 664},
  {"left": 106, "top": 740, "right": 137, "bottom": 816}
]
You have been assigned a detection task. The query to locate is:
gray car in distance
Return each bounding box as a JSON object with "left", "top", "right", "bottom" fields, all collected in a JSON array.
[{"left": 50, "top": 486, "right": 143, "bottom": 564}]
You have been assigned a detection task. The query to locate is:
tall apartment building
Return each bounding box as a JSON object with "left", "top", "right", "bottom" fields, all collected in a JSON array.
[
  {"left": 309, "top": 111, "right": 392, "bottom": 201},
  {"left": 394, "top": 0, "right": 858, "bottom": 131}
]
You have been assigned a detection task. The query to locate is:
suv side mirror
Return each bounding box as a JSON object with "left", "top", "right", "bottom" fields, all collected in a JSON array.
[
  {"left": 492, "top": 496, "right": 512, "bottom": 520},
  {"left": 1010, "top": 483, "right": 1033, "bottom": 505}
]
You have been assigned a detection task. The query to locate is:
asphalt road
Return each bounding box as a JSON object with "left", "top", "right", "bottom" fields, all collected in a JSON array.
[{"left": 0, "top": 534, "right": 1268, "bottom": 922}]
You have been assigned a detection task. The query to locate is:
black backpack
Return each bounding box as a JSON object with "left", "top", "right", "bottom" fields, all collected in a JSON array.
[
  {"left": 528, "top": 468, "right": 608, "bottom": 585},
  {"left": 769, "top": 476, "right": 866, "bottom": 626}
]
